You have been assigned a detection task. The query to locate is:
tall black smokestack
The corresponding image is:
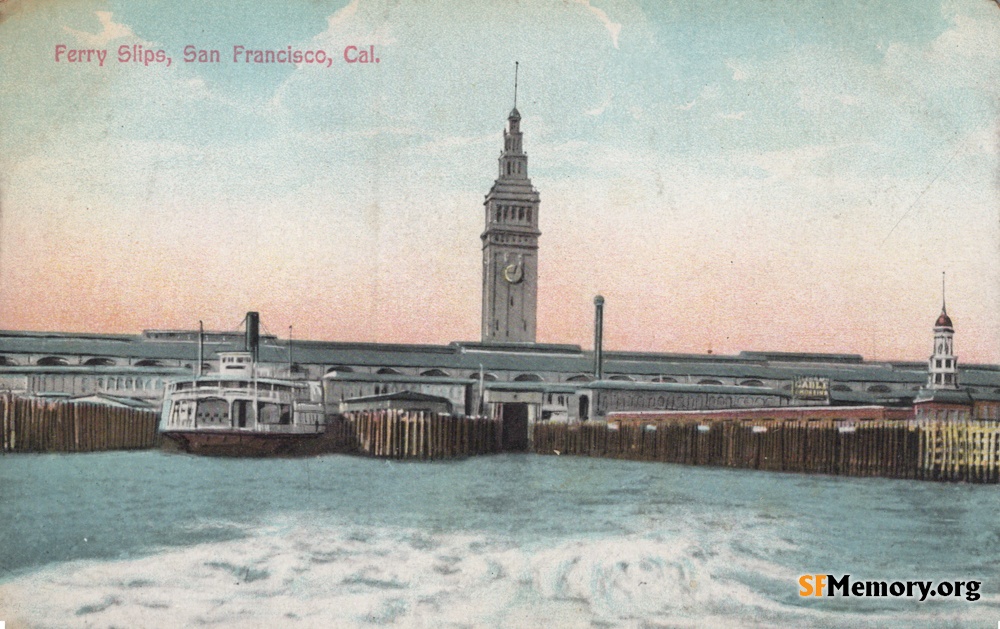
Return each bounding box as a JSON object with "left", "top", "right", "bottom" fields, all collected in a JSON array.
[
  {"left": 245, "top": 311, "right": 260, "bottom": 363},
  {"left": 594, "top": 295, "right": 604, "bottom": 380}
]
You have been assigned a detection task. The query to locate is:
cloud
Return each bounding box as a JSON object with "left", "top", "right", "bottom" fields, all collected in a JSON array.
[
  {"left": 718, "top": 111, "right": 746, "bottom": 121},
  {"left": 725, "top": 60, "right": 747, "bottom": 81},
  {"left": 62, "top": 11, "right": 136, "bottom": 47},
  {"left": 574, "top": 0, "right": 622, "bottom": 49},
  {"left": 316, "top": 0, "right": 396, "bottom": 46},
  {"left": 416, "top": 133, "right": 494, "bottom": 155},
  {"left": 585, "top": 95, "right": 612, "bottom": 116},
  {"left": 929, "top": 13, "right": 1000, "bottom": 62},
  {"left": 328, "top": 0, "right": 360, "bottom": 28},
  {"left": 676, "top": 100, "right": 696, "bottom": 111},
  {"left": 747, "top": 144, "right": 839, "bottom": 178}
]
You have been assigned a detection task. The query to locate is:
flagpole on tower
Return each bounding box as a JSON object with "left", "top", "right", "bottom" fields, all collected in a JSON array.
[{"left": 513, "top": 61, "right": 518, "bottom": 108}]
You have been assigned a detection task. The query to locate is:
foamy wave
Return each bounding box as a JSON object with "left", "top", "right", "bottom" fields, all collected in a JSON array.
[{"left": 0, "top": 515, "right": 990, "bottom": 628}]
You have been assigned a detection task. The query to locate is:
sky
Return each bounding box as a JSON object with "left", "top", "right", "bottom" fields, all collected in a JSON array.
[{"left": 0, "top": 0, "right": 997, "bottom": 363}]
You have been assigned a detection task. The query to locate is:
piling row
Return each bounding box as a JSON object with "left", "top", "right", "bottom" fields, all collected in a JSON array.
[
  {"left": 319, "top": 415, "right": 360, "bottom": 453},
  {"left": 533, "top": 418, "right": 999, "bottom": 483},
  {"left": 1, "top": 395, "right": 160, "bottom": 453},
  {"left": 921, "top": 420, "right": 1000, "bottom": 482},
  {"left": 346, "top": 410, "right": 499, "bottom": 460}
]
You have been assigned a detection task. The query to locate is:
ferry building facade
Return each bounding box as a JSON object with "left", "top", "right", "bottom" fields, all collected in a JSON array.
[{"left": 1, "top": 105, "right": 998, "bottom": 433}]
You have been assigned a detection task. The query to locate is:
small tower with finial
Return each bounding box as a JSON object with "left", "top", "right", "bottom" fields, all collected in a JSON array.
[{"left": 927, "top": 272, "right": 959, "bottom": 389}]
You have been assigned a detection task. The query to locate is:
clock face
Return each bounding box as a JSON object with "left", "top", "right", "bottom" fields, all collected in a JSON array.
[{"left": 503, "top": 261, "right": 524, "bottom": 284}]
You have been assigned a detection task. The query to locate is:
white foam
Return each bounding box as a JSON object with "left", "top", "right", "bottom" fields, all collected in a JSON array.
[{"left": 0, "top": 514, "right": 990, "bottom": 628}]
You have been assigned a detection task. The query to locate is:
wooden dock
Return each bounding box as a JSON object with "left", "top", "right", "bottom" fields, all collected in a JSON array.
[
  {"left": 6, "top": 391, "right": 999, "bottom": 483},
  {"left": 346, "top": 410, "right": 500, "bottom": 459},
  {"left": 1, "top": 395, "right": 159, "bottom": 453},
  {"left": 532, "top": 417, "right": 1000, "bottom": 483}
]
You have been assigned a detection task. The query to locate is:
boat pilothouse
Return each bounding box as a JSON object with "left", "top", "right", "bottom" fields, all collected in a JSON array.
[{"left": 159, "top": 312, "right": 330, "bottom": 456}]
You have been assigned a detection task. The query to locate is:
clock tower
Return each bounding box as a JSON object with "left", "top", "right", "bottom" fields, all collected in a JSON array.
[{"left": 481, "top": 98, "right": 540, "bottom": 344}]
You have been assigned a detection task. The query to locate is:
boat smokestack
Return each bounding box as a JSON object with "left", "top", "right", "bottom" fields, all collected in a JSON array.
[
  {"left": 594, "top": 295, "right": 604, "bottom": 380},
  {"left": 245, "top": 311, "right": 260, "bottom": 362}
]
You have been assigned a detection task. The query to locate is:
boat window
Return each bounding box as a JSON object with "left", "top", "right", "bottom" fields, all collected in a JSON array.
[
  {"left": 195, "top": 398, "right": 229, "bottom": 425},
  {"left": 259, "top": 403, "right": 291, "bottom": 424}
]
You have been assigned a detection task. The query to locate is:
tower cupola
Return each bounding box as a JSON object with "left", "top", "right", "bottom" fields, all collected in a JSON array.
[{"left": 927, "top": 273, "right": 958, "bottom": 390}]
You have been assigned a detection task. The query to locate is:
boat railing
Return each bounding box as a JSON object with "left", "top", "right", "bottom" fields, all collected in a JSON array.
[
  {"left": 168, "top": 384, "right": 297, "bottom": 404},
  {"left": 250, "top": 423, "right": 324, "bottom": 434},
  {"left": 161, "top": 421, "right": 324, "bottom": 434}
]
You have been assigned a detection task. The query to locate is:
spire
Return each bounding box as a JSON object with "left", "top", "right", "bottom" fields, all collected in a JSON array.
[
  {"left": 514, "top": 61, "right": 518, "bottom": 109},
  {"left": 935, "top": 271, "right": 953, "bottom": 329},
  {"left": 509, "top": 62, "right": 521, "bottom": 121},
  {"left": 941, "top": 271, "right": 947, "bottom": 314},
  {"left": 499, "top": 64, "right": 527, "bottom": 180}
]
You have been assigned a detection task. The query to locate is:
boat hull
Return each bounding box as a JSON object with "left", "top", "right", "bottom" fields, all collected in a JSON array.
[{"left": 161, "top": 429, "right": 349, "bottom": 457}]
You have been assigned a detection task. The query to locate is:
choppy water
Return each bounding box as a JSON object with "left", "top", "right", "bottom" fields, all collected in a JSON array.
[{"left": 1, "top": 451, "right": 998, "bottom": 628}]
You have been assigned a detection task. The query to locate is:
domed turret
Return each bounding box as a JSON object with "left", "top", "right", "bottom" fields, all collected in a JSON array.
[
  {"left": 927, "top": 273, "right": 958, "bottom": 390},
  {"left": 935, "top": 309, "right": 953, "bottom": 330}
]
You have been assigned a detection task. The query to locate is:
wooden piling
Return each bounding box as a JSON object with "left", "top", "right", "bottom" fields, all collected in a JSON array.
[{"left": 527, "top": 415, "right": 1000, "bottom": 484}]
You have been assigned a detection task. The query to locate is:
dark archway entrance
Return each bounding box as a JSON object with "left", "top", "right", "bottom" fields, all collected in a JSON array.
[{"left": 500, "top": 403, "right": 529, "bottom": 452}]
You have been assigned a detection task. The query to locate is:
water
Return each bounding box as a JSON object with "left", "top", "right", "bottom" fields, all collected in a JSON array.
[{"left": 1, "top": 452, "right": 998, "bottom": 627}]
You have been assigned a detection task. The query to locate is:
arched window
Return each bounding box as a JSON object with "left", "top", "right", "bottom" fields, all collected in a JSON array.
[
  {"left": 420, "top": 369, "right": 451, "bottom": 377},
  {"left": 84, "top": 357, "right": 115, "bottom": 366},
  {"left": 739, "top": 380, "right": 764, "bottom": 387},
  {"left": 566, "top": 374, "right": 593, "bottom": 383},
  {"left": 37, "top": 356, "right": 69, "bottom": 366},
  {"left": 514, "top": 373, "right": 543, "bottom": 382},
  {"left": 326, "top": 365, "right": 354, "bottom": 374},
  {"left": 867, "top": 385, "right": 891, "bottom": 394},
  {"left": 135, "top": 359, "right": 163, "bottom": 367},
  {"left": 698, "top": 379, "right": 723, "bottom": 385},
  {"left": 377, "top": 367, "right": 403, "bottom": 375}
]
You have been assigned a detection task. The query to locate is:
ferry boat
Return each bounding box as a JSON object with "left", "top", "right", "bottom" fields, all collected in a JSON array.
[
  {"left": 159, "top": 313, "right": 338, "bottom": 456},
  {"left": 159, "top": 351, "right": 332, "bottom": 456}
]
